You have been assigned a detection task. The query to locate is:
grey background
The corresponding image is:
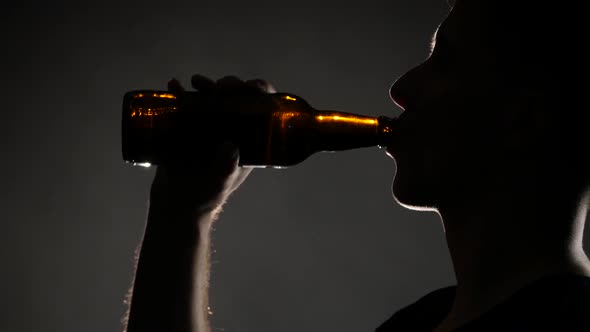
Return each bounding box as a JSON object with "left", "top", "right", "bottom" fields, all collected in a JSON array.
[{"left": 1, "top": 1, "right": 587, "bottom": 331}]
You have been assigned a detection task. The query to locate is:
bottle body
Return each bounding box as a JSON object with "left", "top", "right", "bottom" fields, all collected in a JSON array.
[{"left": 122, "top": 90, "right": 395, "bottom": 168}]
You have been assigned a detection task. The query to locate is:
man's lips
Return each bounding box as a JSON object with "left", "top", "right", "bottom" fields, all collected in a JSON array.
[
  {"left": 385, "top": 146, "right": 396, "bottom": 159},
  {"left": 383, "top": 115, "right": 403, "bottom": 159}
]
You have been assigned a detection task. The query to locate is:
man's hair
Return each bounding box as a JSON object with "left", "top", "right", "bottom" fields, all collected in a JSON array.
[{"left": 470, "top": 0, "right": 588, "bottom": 181}]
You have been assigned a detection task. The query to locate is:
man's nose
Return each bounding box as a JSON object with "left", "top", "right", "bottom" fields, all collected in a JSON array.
[
  {"left": 389, "top": 65, "right": 421, "bottom": 111},
  {"left": 389, "top": 79, "right": 407, "bottom": 111}
]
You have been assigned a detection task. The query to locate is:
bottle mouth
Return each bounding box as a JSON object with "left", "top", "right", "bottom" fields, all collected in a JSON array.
[{"left": 377, "top": 116, "right": 398, "bottom": 148}]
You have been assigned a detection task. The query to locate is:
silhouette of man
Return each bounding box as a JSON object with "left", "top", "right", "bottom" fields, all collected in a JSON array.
[{"left": 124, "top": 0, "right": 590, "bottom": 331}]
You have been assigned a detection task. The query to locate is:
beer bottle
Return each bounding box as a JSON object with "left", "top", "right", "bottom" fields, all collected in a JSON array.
[{"left": 121, "top": 90, "right": 397, "bottom": 168}]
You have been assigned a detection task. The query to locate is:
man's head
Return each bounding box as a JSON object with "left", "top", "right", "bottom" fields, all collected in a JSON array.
[{"left": 387, "top": 0, "right": 589, "bottom": 211}]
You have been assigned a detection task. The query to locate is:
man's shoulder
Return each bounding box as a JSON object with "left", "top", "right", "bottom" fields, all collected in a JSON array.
[
  {"left": 494, "top": 273, "right": 590, "bottom": 331},
  {"left": 454, "top": 273, "right": 590, "bottom": 331},
  {"left": 375, "top": 285, "right": 455, "bottom": 332},
  {"left": 375, "top": 274, "right": 590, "bottom": 332}
]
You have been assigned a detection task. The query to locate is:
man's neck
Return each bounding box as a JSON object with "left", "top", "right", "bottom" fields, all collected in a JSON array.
[{"left": 434, "top": 191, "right": 590, "bottom": 331}]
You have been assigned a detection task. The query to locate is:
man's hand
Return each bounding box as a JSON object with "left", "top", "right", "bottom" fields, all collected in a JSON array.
[
  {"left": 125, "top": 74, "right": 276, "bottom": 332},
  {"left": 150, "top": 74, "right": 277, "bottom": 220}
]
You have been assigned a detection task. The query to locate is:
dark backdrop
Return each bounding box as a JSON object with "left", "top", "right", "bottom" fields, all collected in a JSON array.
[{"left": 2, "top": 1, "right": 586, "bottom": 332}]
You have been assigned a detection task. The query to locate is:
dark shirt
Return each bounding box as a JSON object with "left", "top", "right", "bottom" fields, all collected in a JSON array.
[{"left": 375, "top": 274, "right": 590, "bottom": 332}]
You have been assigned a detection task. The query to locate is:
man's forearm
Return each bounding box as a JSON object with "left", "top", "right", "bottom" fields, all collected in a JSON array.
[{"left": 124, "top": 197, "right": 217, "bottom": 332}]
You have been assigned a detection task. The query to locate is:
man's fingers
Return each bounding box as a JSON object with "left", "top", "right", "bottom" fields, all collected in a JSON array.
[
  {"left": 191, "top": 74, "right": 216, "bottom": 93},
  {"left": 167, "top": 78, "right": 184, "bottom": 93},
  {"left": 216, "top": 76, "right": 245, "bottom": 91},
  {"left": 179, "top": 75, "right": 277, "bottom": 94},
  {"left": 245, "top": 79, "right": 276, "bottom": 93}
]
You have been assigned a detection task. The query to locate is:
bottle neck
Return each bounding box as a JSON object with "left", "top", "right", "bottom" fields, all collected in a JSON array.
[{"left": 312, "top": 111, "right": 396, "bottom": 151}]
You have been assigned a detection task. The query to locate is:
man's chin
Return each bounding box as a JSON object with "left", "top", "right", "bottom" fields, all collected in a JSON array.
[{"left": 392, "top": 176, "right": 439, "bottom": 212}]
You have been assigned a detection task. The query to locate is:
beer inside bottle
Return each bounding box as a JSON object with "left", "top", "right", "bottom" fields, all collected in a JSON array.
[{"left": 121, "top": 90, "right": 396, "bottom": 168}]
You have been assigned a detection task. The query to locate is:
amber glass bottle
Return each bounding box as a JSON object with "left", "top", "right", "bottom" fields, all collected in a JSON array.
[{"left": 121, "top": 90, "right": 396, "bottom": 168}]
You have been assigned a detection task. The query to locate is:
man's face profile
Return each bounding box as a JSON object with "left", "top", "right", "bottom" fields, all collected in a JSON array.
[
  {"left": 386, "top": 0, "right": 506, "bottom": 211},
  {"left": 385, "top": 0, "right": 590, "bottom": 212}
]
